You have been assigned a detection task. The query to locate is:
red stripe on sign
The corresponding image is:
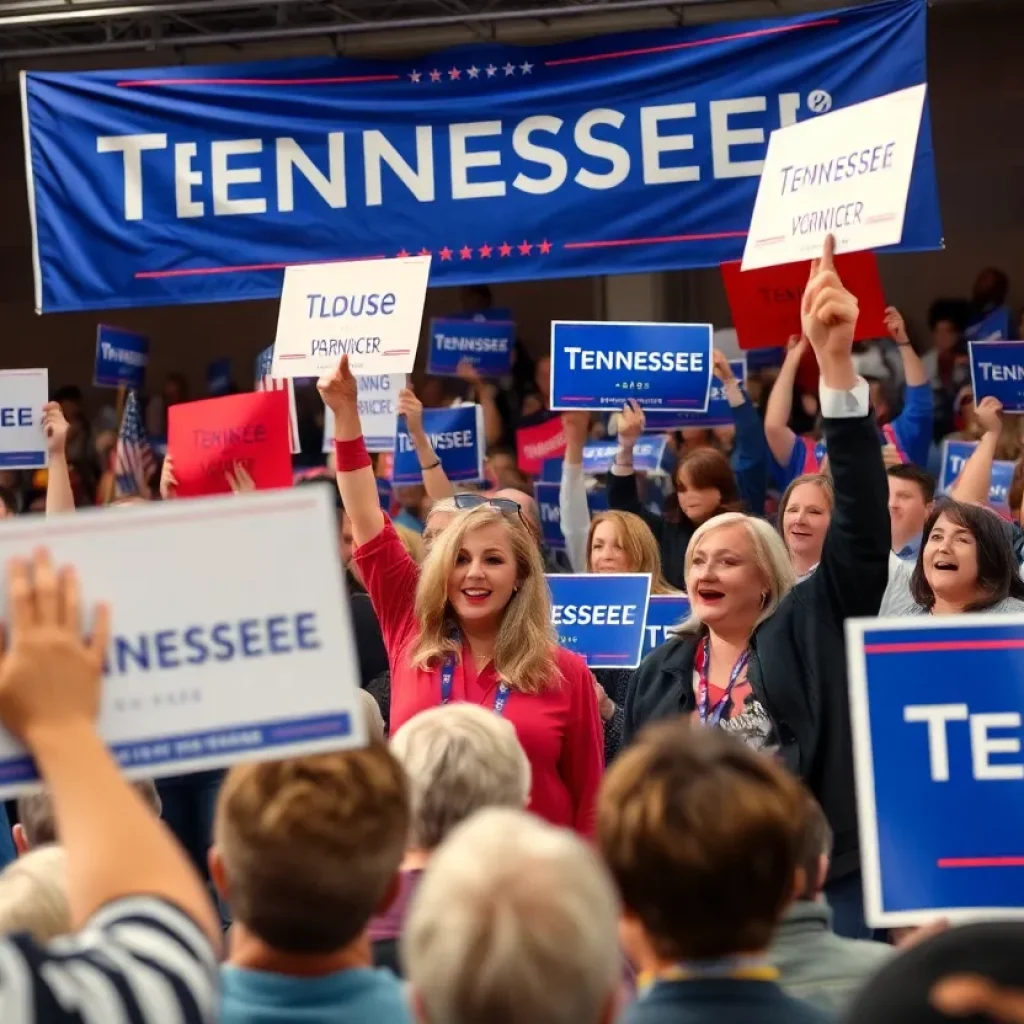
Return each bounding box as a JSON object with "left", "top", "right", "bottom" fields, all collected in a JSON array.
[
  {"left": 117, "top": 74, "right": 401, "bottom": 88},
  {"left": 865, "top": 639, "right": 1024, "bottom": 654},
  {"left": 564, "top": 230, "right": 747, "bottom": 250},
  {"left": 544, "top": 18, "right": 841, "bottom": 66},
  {"left": 135, "top": 254, "right": 389, "bottom": 279},
  {"left": 939, "top": 857, "right": 1024, "bottom": 868}
]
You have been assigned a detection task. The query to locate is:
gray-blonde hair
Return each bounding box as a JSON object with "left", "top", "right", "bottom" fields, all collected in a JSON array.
[
  {"left": 676, "top": 512, "right": 797, "bottom": 635},
  {"left": 391, "top": 704, "right": 531, "bottom": 850},
  {"left": 402, "top": 808, "right": 620, "bottom": 1024},
  {"left": 0, "top": 845, "right": 69, "bottom": 942}
]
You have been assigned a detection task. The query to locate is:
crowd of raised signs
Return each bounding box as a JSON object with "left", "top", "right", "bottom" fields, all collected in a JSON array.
[{"left": 0, "top": 243, "right": 1023, "bottom": 1024}]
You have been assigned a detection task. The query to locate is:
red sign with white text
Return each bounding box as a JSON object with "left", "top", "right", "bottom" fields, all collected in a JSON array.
[
  {"left": 721, "top": 251, "right": 888, "bottom": 351},
  {"left": 516, "top": 416, "right": 566, "bottom": 476},
  {"left": 168, "top": 390, "right": 292, "bottom": 498}
]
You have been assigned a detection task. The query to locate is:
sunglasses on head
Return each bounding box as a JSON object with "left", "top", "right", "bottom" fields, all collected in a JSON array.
[{"left": 452, "top": 493, "right": 528, "bottom": 529}]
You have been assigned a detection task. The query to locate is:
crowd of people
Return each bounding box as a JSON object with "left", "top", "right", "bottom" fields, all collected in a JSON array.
[{"left": 0, "top": 238, "right": 1022, "bottom": 1024}]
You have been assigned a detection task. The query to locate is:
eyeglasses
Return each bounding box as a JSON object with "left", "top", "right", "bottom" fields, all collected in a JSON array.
[{"left": 452, "top": 493, "right": 529, "bottom": 530}]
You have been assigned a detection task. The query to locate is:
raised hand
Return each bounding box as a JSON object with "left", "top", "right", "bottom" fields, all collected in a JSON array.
[
  {"left": 975, "top": 395, "right": 1004, "bottom": 436},
  {"left": 455, "top": 358, "right": 483, "bottom": 386},
  {"left": 41, "top": 402, "right": 69, "bottom": 458},
  {"left": 618, "top": 400, "right": 646, "bottom": 447},
  {"left": 711, "top": 350, "right": 735, "bottom": 382},
  {"left": 397, "top": 388, "right": 425, "bottom": 436},
  {"left": 884, "top": 305, "right": 910, "bottom": 347},
  {"left": 317, "top": 356, "right": 359, "bottom": 414},
  {"left": 159, "top": 454, "right": 177, "bottom": 500},
  {"left": 786, "top": 333, "right": 809, "bottom": 357},
  {"left": 801, "top": 235, "right": 859, "bottom": 362},
  {"left": 225, "top": 461, "right": 255, "bottom": 493}
]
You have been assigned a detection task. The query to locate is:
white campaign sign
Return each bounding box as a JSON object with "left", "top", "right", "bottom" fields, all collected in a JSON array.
[
  {"left": 0, "top": 489, "right": 367, "bottom": 798},
  {"left": 0, "top": 368, "right": 48, "bottom": 470},
  {"left": 742, "top": 84, "right": 928, "bottom": 271},
  {"left": 323, "top": 373, "right": 404, "bottom": 454},
  {"left": 272, "top": 255, "right": 430, "bottom": 377}
]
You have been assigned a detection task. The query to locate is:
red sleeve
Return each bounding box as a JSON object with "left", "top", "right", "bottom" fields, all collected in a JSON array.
[
  {"left": 352, "top": 516, "right": 419, "bottom": 652},
  {"left": 557, "top": 652, "right": 605, "bottom": 837}
]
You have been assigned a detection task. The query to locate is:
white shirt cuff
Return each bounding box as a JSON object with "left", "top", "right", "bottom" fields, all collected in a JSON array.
[{"left": 819, "top": 376, "right": 870, "bottom": 419}]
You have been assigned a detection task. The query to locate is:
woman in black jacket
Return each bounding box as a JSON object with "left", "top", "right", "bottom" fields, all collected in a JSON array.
[
  {"left": 621, "top": 239, "right": 891, "bottom": 940},
  {"left": 608, "top": 352, "right": 768, "bottom": 590}
]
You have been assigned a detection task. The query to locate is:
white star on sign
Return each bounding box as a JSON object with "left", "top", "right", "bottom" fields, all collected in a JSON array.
[
  {"left": 485, "top": 64, "right": 498, "bottom": 77},
  {"left": 519, "top": 61, "right": 533, "bottom": 74},
  {"left": 467, "top": 65, "right": 480, "bottom": 78},
  {"left": 409, "top": 70, "right": 422, "bottom": 83},
  {"left": 503, "top": 62, "right": 516, "bottom": 75}
]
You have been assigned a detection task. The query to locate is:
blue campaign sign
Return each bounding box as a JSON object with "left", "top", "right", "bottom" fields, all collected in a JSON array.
[
  {"left": 647, "top": 359, "right": 747, "bottom": 428},
  {"left": 938, "top": 440, "right": 1014, "bottom": 511},
  {"left": 206, "top": 357, "right": 233, "bottom": 396},
  {"left": 641, "top": 595, "right": 691, "bottom": 659},
  {"left": 535, "top": 481, "right": 564, "bottom": 552},
  {"left": 93, "top": 325, "right": 149, "bottom": 389},
  {"left": 392, "top": 405, "right": 484, "bottom": 484},
  {"left": 540, "top": 458, "right": 564, "bottom": 483},
  {"left": 582, "top": 435, "right": 667, "bottom": 474},
  {"left": 966, "top": 306, "right": 1012, "bottom": 343},
  {"left": 547, "top": 573, "right": 652, "bottom": 669},
  {"left": 427, "top": 318, "right": 515, "bottom": 377},
  {"left": 21, "top": 1, "right": 940, "bottom": 314},
  {"left": 970, "top": 341, "right": 1024, "bottom": 413},
  {"left": 846, "top": 615, "right": 1024, "bottom": 925},
  {"left": 550, "top": 321, "right": 713, "bottom": 414}
]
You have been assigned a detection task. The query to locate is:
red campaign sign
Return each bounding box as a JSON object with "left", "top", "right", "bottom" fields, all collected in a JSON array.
[
  {"left": 516, "top": 416, "right": 566, "bottom": 476},
  {"left": 168, "top": 390, "right": 293, "bottom": 498},
  {"left": 721, "top": 251, "right": 888, "bottom": 351}
]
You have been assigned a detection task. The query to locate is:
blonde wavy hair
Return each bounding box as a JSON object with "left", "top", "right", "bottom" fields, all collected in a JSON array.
[
  {"left": 586, "top": 510, "right": 681, "bottom": 595},
  {"left": 411, "top": 504, "right": 558, "bottom": 694},
  {"left": 675, "top": 512, "right": 797, "bottom": 636}
]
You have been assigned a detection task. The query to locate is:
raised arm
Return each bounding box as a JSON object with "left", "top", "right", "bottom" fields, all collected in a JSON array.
[
  {"left": 608, "top": 401, "right": 663, "bottom": 538},
  {"left": 763, "top": 336, "right": 807, "bottom": 468},
  {"left": 715, "top": 352, "right": 768, "bottom": 516},
  {"left": 885, "top": 305, "right": 934, "bottom": 466},
  {"left": 801, "top": 237, "right": 891, "bottom": 623},
  {"left": 951, "top": 397, "right": 1003, "bottom": 504},
  {"left": 319, "top": 356, "right": 386, "bottom": 546},
  {"left": 42, "top": 403, "right": 75, "bottom": 516},
  {"left": 559, "top": 412, "right": 592, "bottom": 573},
  {"left": 457, "top": 359, "right": 504, "bottom": 448},
  {"left": 397, "top": 387, "right": 456, "bottom": 502}
]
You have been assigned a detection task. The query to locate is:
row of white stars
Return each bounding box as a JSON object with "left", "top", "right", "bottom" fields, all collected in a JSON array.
[{"left": 408, "top": 61, "right": 534, "bottom": 83}]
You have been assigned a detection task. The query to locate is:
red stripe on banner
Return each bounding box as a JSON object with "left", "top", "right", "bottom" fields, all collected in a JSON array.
[
  {"left": 117, "top": 74, "right": 401, "bottom": 88},
  {"left": 864, "top": 639, "right": 1024, "bottom": 654},
  {"left": 565, "top": 230, "right": 747, "bottom": 250},
  {"left": 544, "top": 18, "right": 841, "bottom": 67},
  {"left": 135, "top": 255, "right": 388, "bottom": 279},
  {"left": 939, "top": 857, "right": 1024, "bottom": 868}
]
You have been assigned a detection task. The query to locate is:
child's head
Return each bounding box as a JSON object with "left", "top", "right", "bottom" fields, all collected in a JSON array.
[{"left": 211, "top": 741, "right": 409, "bottom": 954}]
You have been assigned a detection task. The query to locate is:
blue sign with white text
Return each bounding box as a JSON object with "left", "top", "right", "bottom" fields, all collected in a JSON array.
[
  {"left": 966, "top": 306, "right": 1012, "bottom": 343},
  {"left": 428, "top": 318, "right": 515, "bottom": 377},
  {"left": 93, "top": 325, "right": 149, "bottom": 389},
  {"left": 535, "top": 481, "right": 564, "bottom": 551},
  {"left": 641, "top": 595, "right": 691, "bottom": 659},
  {"left": 847, "top": 617, "right": 1024, "bottom": 923},
  {"left": 550, "top": 321, "right": 713, "bottom": 413},
  {"left": 969, "top": 341, "right": 1024, "bottom": 413},
  {"left": 647, "top": 360, "right": 747, "bottom": 428},
  {"left": 547, "top": 573, "right": 652, "bottom": 669},
  {"left": 939, "top": 440, "right": 1013, "bottom": 511},
  {"left": 392, "top": 405, "right": 484, "bottom": 484},
  {"left": 21, "top": 0, "right": 940, "bottom": 313},
  {"left": 582, "top": 435, "right": 667, "bottom": 474}
]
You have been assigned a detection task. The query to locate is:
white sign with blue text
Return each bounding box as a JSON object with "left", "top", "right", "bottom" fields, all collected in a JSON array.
[
  {"left": 647, "top": 360, "right": 747, "bottom": 429},
  {"left": 640, "top": 595, "right": 691, "bottom": 660},
  {"left": 743, "top": 84, "right": 928, "bottom": 271},
  {"left": 547, "top": 573, "right": 652, "bottom": 670},
  {"left": 847, "top": 614, "right": 1024, "bottom": 926},
  {"left": 94, "top": 325, "right": 149, "bottom": 390},
  {"left": 582, "top": 436, "right": 668, "bottom": 475},
  {"left": 0, "top": 368, "right": 48, "bottom": 470},
  {"left": 392, "top": 404, "right": 484, "bottom": 484},
  {"left": 969, "top": 342, "right": 1024, "bottom": 414},
  {"left": 550, "top": 321, "right": 713, "bottom": 414},
  {"left": 323, "top": 373, "right": 405, "bottom": 454},
  {"left": 427, "top": 317, "right": 515, "bottom": 377},
  {"left": 272, "top": 255, "right": 431, "bottom": 378},
  {"left": 939, "top": 440, "right": 1013, "bottom": 511},
  {"left": 0, "top": 488, "right": 367, "bottom": 798}
]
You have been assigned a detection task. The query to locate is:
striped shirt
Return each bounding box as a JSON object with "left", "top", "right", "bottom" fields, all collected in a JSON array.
[{"left": 0, "top": 896, "right": 218, "bottom": 1024}]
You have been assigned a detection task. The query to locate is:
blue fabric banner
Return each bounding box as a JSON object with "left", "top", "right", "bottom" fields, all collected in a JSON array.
[
  {"left": 427, "top": 317, "right": 515, "bottom": 377},
  {"left": 392, "top": 404, "right": 484, "bottom": 483},
  {"left": 93, "top": 325, "right": 149, "bottom": 389},
  {"left": 21, "top": 0, "right": 939, "bottom": 314},
  {"left": 550, "top": 321, "right": 713, "bottom": 413}
]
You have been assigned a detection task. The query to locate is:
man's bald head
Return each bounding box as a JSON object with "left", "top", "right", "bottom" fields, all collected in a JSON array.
[{"left": 492, "top": 488, "right": 541, "bottom": 546}]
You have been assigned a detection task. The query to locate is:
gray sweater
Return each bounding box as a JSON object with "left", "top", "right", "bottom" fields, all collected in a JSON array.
[{"left": 880, "top": 556, "right": 1024, "bottom": 616}]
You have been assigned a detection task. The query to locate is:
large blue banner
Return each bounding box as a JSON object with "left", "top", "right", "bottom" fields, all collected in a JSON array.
[
  {"left": 847, "top": 616, "right": 1024, "bottom": 925},
  {"left": 21, "top": 0, "right": 939, "bottom": 314}
]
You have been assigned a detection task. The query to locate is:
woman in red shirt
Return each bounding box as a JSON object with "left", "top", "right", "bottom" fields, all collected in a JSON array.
[{"left": 320, "top": 357, "right": 603, "bottom": 834}]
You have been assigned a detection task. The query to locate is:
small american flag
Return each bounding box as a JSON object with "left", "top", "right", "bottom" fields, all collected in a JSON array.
[
  {"left": 114, "top": 391, "right": 157, "bottom": 498},
  {"left": 254, "top": 344, "right": 300, "bottom": 454}
]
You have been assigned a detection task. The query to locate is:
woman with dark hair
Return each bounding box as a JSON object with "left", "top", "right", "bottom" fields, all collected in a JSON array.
[
  {"left": 607, "top": 351, "right": 767, "bottom": 590},
  {"left": 881, "top": 498, "right": 1024, "bottom": 616}
]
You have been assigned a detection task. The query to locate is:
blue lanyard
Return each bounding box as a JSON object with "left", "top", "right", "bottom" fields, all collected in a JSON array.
[
  {"left": 440, "top": 650, "right": 510, "bottom": 716},
  {"left": 696, "top": 636, "right": 750, "bottom": 727}
]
